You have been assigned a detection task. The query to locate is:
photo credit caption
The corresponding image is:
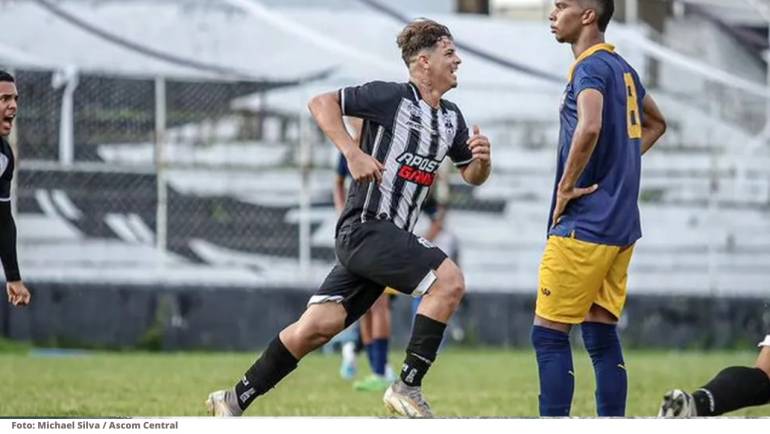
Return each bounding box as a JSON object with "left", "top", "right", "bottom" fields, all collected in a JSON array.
[{"left": 10, "top": 421, "right": 179, "bottom": 430}]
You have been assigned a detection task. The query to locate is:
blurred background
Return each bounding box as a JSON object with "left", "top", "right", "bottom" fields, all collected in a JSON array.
[{"left": 1, "top": 0, "right": 768, "bottom": 351}]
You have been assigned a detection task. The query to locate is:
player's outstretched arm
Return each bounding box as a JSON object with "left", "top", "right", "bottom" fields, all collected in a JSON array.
[
  {"left": 640, "top": 94, "right": 667, "bottom": 155},
  {"left": 308, "top": 92, "right": 384, "bottom": 183},
  {"left": 459, "top": 125, "right": 491, "bottom": 186},
  {"left": 551, "top": 89, "right": 603, "bottom": 226},
  {"left": 0, "top": 200, "right": 29, "bottom": 306}
]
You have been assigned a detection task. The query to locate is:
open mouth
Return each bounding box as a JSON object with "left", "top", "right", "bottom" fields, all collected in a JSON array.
[{"left": 2, "top": 114, "right": 14, "bottom": 127}]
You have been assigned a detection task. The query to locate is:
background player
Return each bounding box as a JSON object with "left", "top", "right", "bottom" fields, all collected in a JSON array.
[
  {"left": 334, "top": 121, "right": 396, "bottom": 391},
  {"left": 531, "top": 0, "right": 667, "bottom": 416},
  {"left": 659, "top": 334, "right": 770, "bottom": 417},
  {"left": 206, "top": 18, "right": 491, "bottom": 418},
  {"left": 0, "top": 70, "right": 31, "bottom": 307}
]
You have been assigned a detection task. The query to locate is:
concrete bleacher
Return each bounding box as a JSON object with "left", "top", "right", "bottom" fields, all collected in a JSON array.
[{"left": 11, "top": 139, "right": 770, "bottom": 297}]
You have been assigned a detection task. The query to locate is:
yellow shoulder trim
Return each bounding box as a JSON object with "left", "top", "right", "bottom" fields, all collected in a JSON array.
[{"left": 567, "top": 43, "right": 615, "bottom": 83}]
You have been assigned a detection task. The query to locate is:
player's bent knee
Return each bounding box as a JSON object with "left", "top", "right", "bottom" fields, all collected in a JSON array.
[
  {"left": 294, "top": 305, "right": 346, "bottom": 348},
  {"left": 432, "top": 262, "right": 465, "bottom": 307},
  {"left": 295, "top": 318, "right": 343, "bottom": 347}
]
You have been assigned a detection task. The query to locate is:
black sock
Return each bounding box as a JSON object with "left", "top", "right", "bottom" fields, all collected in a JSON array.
[
  {"left": 400, "top": 314, "right": 446, "bottom": 387},
  {"left": 234, "top": 336, "right": 298, "bottom": 410},
  {"left": 692, "top": 366, "right": 770, "bottom": 416}
]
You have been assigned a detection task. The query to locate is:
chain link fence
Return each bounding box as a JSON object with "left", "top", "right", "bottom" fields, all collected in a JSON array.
[{"left": 10, "top": 69, "right": 337, "bottom": 287}]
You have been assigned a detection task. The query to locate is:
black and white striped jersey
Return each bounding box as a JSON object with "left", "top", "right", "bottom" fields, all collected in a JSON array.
[
  {"left": 337, "top": 81, "right": 473, "bottom": 233},
  {"left": 0, "top": 137, "right": 20, "bottom": 282},
  {"left": 0, "top": 138, "right": 14, "bottom": 202}
]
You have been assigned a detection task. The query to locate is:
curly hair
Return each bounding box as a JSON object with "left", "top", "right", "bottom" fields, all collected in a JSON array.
[{"left": 396, "top": 19, "right": 453, "bottom": 66}]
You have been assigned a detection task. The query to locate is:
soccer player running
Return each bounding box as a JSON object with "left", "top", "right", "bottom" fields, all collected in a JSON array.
[
  {"left": 207, "top": 19, "right": 491, "bottom": 417},
  {"left": 0, "top": 70, "right": 31, "bottom": 308},
  {"left": 532, "top": 0, "right": 666, "bottom": 416},
  {"left": 659, "top": 335, "right": 770, "bottom": 416}
]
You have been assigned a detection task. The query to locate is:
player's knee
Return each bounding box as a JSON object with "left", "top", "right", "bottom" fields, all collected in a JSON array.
[
  {"left": 433, "top": 266, "right": 465, "bottom": 308},
  {"left": 295, "top": 316, "right": 343, "bottom": 347}
]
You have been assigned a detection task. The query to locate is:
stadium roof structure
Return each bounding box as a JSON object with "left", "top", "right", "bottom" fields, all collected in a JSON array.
[
  {"left": 1, "top": 0, "right": 766, "bottom": 133},
  {"left": 0, "top": 0, "right": 342, "bottom": 82},
  {"left": 2, "top": 1, "right": 763, "bottom": 89},
  {"left": 0, "top": 0, "right": 583, "bottom": 87}
]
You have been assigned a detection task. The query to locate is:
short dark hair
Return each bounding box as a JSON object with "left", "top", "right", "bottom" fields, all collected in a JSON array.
[
  {"left": 396, "top": 19, "right": 453, "bottom": 66},
  {"left": 589, "top": 0, "right": 614, "bottom": 32},
  {"left": 0, "top": 70, "right": 15, "bottom": 83}
]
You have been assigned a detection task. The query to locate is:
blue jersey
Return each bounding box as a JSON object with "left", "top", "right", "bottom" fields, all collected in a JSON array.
[
  {"left": 336, "top": 152, "right": 349, "bottom": 178},
  {"left": 548, "top": 43, "right": 646, "bottom": 246}
]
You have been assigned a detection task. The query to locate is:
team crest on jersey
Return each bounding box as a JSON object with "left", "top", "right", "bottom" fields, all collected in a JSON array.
[
  {"left": 396, "top": 151, "right": 440, "bottom": 187},
  {"left": 409, "top": 103, "right": 422, "bottom": 117},
  {"left": 441, "top": 112, "right": 455, "bottom": 136}
]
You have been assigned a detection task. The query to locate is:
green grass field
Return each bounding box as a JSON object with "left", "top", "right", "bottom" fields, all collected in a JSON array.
[{"left": 1, "top": 347, "right": 768, "bottom": 417}]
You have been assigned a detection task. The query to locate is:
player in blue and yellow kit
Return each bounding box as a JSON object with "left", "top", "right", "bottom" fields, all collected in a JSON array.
[{"left": 532, "top": 0, "right": 667, "bottom": 416}]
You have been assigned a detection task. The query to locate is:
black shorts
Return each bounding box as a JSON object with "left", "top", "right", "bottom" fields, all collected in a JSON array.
[{"left": 309, "top": 220, "right": 447, "bottom": 326}]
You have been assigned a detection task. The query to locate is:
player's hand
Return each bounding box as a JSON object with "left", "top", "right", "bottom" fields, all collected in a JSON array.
[
  {"left": 551, "top": 184, "right": 599, "bottom": 228},
  {"left": 467, "top": 125, "right": 490, "bottom": 165},
  {"left": 6, "top": 280, "right": 31, "bottom": 307},
  {"left": 346, "top": 148, "right": 385, "bottom": 184}
]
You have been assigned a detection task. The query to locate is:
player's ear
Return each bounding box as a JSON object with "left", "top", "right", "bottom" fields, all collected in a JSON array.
[
  {"left": 417, "top": 51, "right": 431, "bottom": 71},
  {"left": 581, "top": 7, "right": 597, "bottom": 27}
]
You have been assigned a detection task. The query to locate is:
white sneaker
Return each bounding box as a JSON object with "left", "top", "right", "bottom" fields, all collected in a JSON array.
[
  {"left": 658, "top": 389, "right": 697, "bottom": 417},
  {"left": 206, "top": 389, "right": 243, "bottom": 417},
  {"left": 384, "top": 364, "right": 396, "bottom": 382},
  {"left": 383, "top": 380, "right": 434, "bottom": 418},
  {"left": 339, "top": 341, "right": 358, "bottom": 380}
]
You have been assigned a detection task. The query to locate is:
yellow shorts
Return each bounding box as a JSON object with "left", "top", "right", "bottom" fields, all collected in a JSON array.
[{"left": 536, "top": 235, "right": 634, "bottom": 324}]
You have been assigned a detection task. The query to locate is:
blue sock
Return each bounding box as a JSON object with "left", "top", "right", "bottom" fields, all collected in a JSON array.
[
  {"left": 531, "top": 325, "right": 574, "bottom": 416},
  {"left": 364, "top": 343, "right": 375, "bottom": 372},
  {"left": 581, "top": 322, "right": 627, "bottom": 416},
  {"left": 371, "top": 338, "right": 388, "bottom": 376}
]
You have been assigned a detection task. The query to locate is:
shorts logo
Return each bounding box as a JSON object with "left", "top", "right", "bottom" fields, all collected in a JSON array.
[
  {"left": 540, "top": 287, "right": 551, "bottom": 296},
  {"left": 417, "top": 236, "right": 435, "bottom": 249},
  {"left": 396, "top": 151, "right": 440, "bottom": 187}
]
